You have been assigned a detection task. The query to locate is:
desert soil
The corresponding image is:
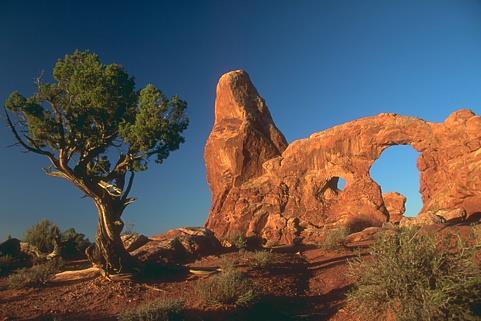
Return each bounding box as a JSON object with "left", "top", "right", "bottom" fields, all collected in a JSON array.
[{"left": 0, "top": 245, "right": 365, "bottom": 321}]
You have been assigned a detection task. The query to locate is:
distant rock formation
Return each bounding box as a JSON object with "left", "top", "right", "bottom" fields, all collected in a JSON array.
[
  {"left": 383, "top": 192, "right": 406, "bottom": 224},
  {"left": 0, "top": 238, "right": 21, "bottom": 257},
  {"left": 205, "top": 70, "right": 481, "bottom": 245}
]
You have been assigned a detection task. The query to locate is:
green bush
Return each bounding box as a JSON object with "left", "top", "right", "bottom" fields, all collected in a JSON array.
[
  {"left": 7, "top": 258, "right": 63, "bottom": 289},
  {"left": 118, "top": 297, "right": 185, "bottom": 321},
  {"left": 196, "top": 265, "right": 257, "bottom": 307},
  {"left": 320, "top": 227, "right": 349, "bottom": 251},
  {"left": 24, "top": 220, "right": 90, "bottom": 258},
  {"left": 246, "top": 251, "right": 273, "bottom": 269},
  {"left": 347, "top": 227, "right": 481, "bottom": 321},
  {"left": 24, "top": 219, "right": 60, "bottom": 253}
]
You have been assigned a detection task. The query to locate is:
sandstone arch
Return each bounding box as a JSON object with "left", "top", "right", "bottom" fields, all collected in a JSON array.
[{"left": 205, "top": 70, "right": 481, "bottom": 245}]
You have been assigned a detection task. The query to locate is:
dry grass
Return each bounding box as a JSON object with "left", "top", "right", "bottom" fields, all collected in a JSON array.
[
  {"left": 118, "top": 297, "right": 185, "bottom": 321},
  {"left": 196, "top": 263, "right": 257, "bottom": 307},
  {"left": 319, "top": 227, "right": 349, "bottom": 251},
  {"left": 7, "top": 258, "right": 63, "bottom": 289},
  {"left": 245, "top": 250, "right": 274, "bottom": 269}
]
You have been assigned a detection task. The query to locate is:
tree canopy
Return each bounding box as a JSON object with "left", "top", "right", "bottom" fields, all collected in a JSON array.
[{"left": 4, "top": 50, "right": 188, "bottom": 203}]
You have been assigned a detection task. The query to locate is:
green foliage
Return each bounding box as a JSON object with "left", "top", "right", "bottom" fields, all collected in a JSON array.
[
  {"left": 24, "top": 219, "right": 60, "bottom": 253},
  {"left": 119, "top": 85, "right": 188, "bottom": 165},
  {"left": 245, "top": 251, "right": 274, "bottom": 269},
  {"left": 7, "top": 258, "right": 63, "bottom": 289},
  {"left": 118, "top": 297, "right": 185, "bottom": 321},
  {"left": 347, "top": 227, "right": 481, "bottom": 321},
  {"left": 320, "top": 227, "right": 349, "bottom": 251},
  {"left": 196, "top": 264, "right": 257, "bottom": 307},
  {"left": 60, "top": 228, "right": 91, "bottom": 259},
  {"left": 5, "top": 50, "right": 188, "bottom": 179}
]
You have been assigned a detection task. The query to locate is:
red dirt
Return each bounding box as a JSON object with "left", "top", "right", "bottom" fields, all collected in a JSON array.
[
  {"left": 0, "top": 246, "right": 362, "bottom": 321},
  {"left": 2, "top": 224, "right": 476, "bottom": 321}
]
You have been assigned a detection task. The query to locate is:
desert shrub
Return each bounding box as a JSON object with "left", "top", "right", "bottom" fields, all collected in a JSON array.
[
  {"left": 347, "top": 227, "right": 481, "bottom": 321},
  {"left": 118, "top": 297, "right": 185, "bottom": 321},
  {"left": 226, "top": 232, "right": 247, "bottom": 250},
  {"left": 246, "top": 251, "right": 273, "bottom": 269},
  {"left": 196, "top": 265, "right": 257, "bottom": 307},
  {"left": 24, "top": 220, "right": 90, "bottom": 258},
  {"left": 381, "top": 221, "right": 397, "bottom": 229},
  {"left": 319, "top": 227, "right": 349, "bottom": 251},
  {"left": 7, "top": 258, "right": 63, "bottom": 289},
  {"left": 24, "top": 219, "right": 60, "bottom": 253}
]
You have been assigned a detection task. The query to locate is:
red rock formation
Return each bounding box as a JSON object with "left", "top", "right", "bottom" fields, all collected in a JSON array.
[
  {"left": 205, "top": 70, "right": 481, "bottom": 245},
  {"left": 383, "top": 192, "right": 406, "bottom": 224}
]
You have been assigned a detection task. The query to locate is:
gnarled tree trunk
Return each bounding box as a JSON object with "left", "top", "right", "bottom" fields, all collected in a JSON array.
[{"left": 86, "top": 198, "right": 136, "bottom": 275}]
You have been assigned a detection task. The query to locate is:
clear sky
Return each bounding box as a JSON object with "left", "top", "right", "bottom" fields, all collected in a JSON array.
[{"left": 2, "top": 0, "right": 481, "bottom": 241}]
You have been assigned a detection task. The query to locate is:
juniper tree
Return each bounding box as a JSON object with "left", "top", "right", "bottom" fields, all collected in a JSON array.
[{"left": 4, "top": 50, "right": 188, "bottom": 274}]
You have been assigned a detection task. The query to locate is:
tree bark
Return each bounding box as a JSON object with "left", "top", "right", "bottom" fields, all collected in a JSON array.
[{"left": 85, "top": 199, "right": 135, "bottom": 275}]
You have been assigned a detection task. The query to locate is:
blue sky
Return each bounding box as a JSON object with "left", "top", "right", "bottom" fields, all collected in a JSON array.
[{"left": 2, "top": 0, "right": 481, "bottom": 240}]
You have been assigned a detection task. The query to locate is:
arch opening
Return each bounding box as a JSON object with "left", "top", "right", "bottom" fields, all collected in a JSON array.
[
  {"left": 318, "top": 176, "right": 347, "bottom": 201},
  {"left": 337, "top": 177, "right": 346, "bottom": 191},
  {"left": 325, "top": 176, "right": 347, "bottom": 192},
  {"left": 370, "top": 145, "right": 422, "bottom": 217}
]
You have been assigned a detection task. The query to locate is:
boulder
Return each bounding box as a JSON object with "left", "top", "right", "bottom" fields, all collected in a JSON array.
[
  {"left": 399, "top": 212, "right": 446, "bottom": 228},
  {"left": 132, "top": 237, "right": 186, "bottom": 266},
  {"left": 121, "top": 233, "right": 149, "bottom": 252},
  {"left": 434, "top": 208, "right": 467, "bottom": 224},
  {"left": 400, "top": 208, "right": 467, "bottom": 228},
  {"left": 383, "top": 192, "right": 407, "bottom": 224},
  {"left": 343, "top": 227, "right": 384, "bottom": 244},
  {"left": 132, "top": 227, "right": 222, "bottom": 265},
  {"left": 205, "top": 70, "right": 481, "bottom": 245}
]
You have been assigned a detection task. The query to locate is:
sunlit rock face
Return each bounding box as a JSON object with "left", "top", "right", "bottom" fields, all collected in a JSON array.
[
  {"left": 383, "top": 192, "right": 406, "bottom": 224},
  {"left": 205, "top": 70, "right": 481, "bottom": 245}
]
